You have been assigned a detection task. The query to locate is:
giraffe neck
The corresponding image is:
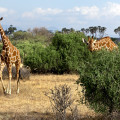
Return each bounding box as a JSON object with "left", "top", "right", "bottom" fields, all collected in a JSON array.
[
  {"left": 0, "top": 24, "right": 10, "bottom": 48},
  {"left": 0, "top": 24, "right": 5, "bottom": 39},
  {"left": 89, "top": 39, "right": 94, "bottom": 51}
]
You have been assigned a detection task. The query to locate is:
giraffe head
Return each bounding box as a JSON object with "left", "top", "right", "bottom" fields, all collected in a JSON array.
[
  {"left": 0, "top": 17, "right": 3, "bottom": 21},
  {"left": 0, "top": 17, "right": 3, "bottom": 32},
  {"left": 87, "top": 36, "right": 97, "bottom": 51},
  {"left": 82, "top": 36, "right": 96, "bottom": 48}
]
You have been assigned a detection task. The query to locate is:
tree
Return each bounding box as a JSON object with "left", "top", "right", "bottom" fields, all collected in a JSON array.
[
  {"left": 93, "top": 26, "right": 98, "bottom": 38},
  {"left": 114, "top": 27, "right": 120, "bottom": 37},
  {"left": 32, "top": 27, "right": 40, "bottom": 36},
  {"left": 70, "top": 28, "right": 75, "bottom": 32},
  {"left": 62, "top": 28, "right": 71, "bottom": 34},
  {"left": 85, "top": 28, "right": 90, "bottom": 36},
  {"left": 5, "top": 25, "right": 17, "bottom": 35},
  {"left": 89, "top": 27, "right": 94, "bottom": 37},
  {"left": 81, "top": 26, "right": 106, "bottom": 38},
  {"left": 81, "top": 28, "right": 90, "bottom": 36},
  {"left": 8, "top": 25, "right": 17, "bottom": 34},
  {"left": 80, "top": 28, "right": 86, "bottom": 35},
  {"left": 98, "top": 26, "right": 106, "bottom": 38},
  {"left": 62, "top": 28, "right": 67, "bottom": 33}
]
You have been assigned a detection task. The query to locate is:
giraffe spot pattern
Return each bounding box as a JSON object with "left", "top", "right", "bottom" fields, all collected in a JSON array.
[{"left": 88, "top": 36, "right": 118, "bottom": 51}]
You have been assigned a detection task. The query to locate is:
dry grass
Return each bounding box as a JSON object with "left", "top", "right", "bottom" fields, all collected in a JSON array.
[{"left": 0, "top": 74, "right": 98, "bottom": 120}]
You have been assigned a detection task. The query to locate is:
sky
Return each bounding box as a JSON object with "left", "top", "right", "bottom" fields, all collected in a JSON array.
[{"left": 1, "top": 0, "right": 120, "bottom": 37}]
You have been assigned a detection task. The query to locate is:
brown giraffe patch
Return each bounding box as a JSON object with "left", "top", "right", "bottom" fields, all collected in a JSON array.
[{"left": 13, "top": 51, "right": 16, "bottom": 56}]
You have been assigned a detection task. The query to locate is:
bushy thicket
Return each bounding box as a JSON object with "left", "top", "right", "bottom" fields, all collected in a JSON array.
[
  {"left": 0, "top": 29, "right": 88, "bottom": 74},
  {"left": 12, "top": 31, "right": 33, "bottom": 40},
  {"left": 23, "top": 32, "right": 88, "bottom": 73},
  {"left": 16, "top": 41, "right": 44, "bottom": 61},
  {"left": 77, "top": 49, "right": 120, "bottom": 113},
  {"left": 51, "top": 32, "right": 89, "bottom": 73},
  {"left": 2, "top": 28, "right": 120, "bottom": 115},
  {"left": 24, "top": 45, "right": 60, "bottom": 73}
]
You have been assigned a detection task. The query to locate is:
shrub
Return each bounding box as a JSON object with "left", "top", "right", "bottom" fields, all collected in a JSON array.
[
  {"left": 28, "top": 27, "right": 53, "bottom": 44},
  {"left": 45, "top": 84, "right": 78, "bottom": 120},
  {"left": 77, "top": 50, "right": 120, "bottom": 113},
  {"left": 23, "top": 32, "right": 88, "bottom": 73},
  {"left": 15, "top": 41, "right": 44, "bottom": 62},
  {"left": 24, "top": 45, "right": 61, "bottom": 73},
  {"left": 12, "top": 31, "right": 33, "bottom": 40},
  {"left": 51, "top": 32, "right": 88, "bottom": 73}
]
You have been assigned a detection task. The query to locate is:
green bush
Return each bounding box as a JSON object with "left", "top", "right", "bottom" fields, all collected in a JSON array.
[
  {"left": 51, "top": 32, "right": 88, "bottom": 73},
  {"left": 77, "top": 50, "right": 120, "bottom": 113},
  {"left": 24, "top": 45, "right": 60, "bottom": 73},
  {"left": 15, "top": 41, "right": 44, "bottom": 61},
  {"left": 1, "top": 31, "right": 88, "bottom": 74},
  {"left": 23, "top": 32, "right": 88, "bottom": 73}
]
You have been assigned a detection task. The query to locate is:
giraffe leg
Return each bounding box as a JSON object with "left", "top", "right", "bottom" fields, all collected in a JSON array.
[
  {"left": 7, "top": 64, "right": 12, "bottom": 95},
  {"left": 0, "top": 61, "right": 6, "bottom": 94},
  {"left": 16, "top": 63, "right": 20, "bottom": 94}
]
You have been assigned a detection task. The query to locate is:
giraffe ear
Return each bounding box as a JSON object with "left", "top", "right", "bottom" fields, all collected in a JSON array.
[
  {"left": 88, "top": 36, "right": 90, "bottom": 42},
  {"left": 82, "top": 38, "right": 88, "bottom": 45}
]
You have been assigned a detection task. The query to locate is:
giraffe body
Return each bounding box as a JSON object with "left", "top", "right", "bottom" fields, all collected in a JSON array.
[
  {"left": 87, "top": 36, "right": 118, "bottom": 51},
  {"left": 0, "top": 17, "right": 21, "bottom": 95}
]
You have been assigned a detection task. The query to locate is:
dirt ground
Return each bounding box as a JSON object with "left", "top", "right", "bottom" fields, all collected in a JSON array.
[{"left": 0, "top": 74, "right": 98, "bottom": 120}]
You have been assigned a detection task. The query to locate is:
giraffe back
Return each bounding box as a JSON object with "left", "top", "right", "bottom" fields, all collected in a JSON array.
[{"left": 89, "top": 36, "right": 118, "bottom": 51}]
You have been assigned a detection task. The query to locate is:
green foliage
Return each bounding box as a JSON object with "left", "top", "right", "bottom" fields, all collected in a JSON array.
[
  {"left": 77, "top": 50, "right": 120, "bottom": 113},
  {"left": 12, "top": 30, "right": 52, "bottom": 46},
  {"left": 5, "top": 25, "right": 17, "bottom": 35},
  {"left": 51, "top": 32, "right": 88, "bottom": 73},
  {"left": 2, "top": 25, "right": 120, "bottom": 114},
  {"left": 24, "top": 45, "right": 60, "bottom": 73},
  {"left": 15, "top": 41, "right": 33, "bottom": 60},
  {"left": 22, "top": 32, "right": 88, "bottom": 74},
  {"left": 15, "top": 41, "right": 44, "bottom": 62},
  {"left": 12, "top": 31, "right": 33, "bottom": 40}
]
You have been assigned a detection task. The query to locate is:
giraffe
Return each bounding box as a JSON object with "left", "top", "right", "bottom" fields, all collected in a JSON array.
[
  {"left": 0, "top": 17, "right": 21, "bottom": 95},
  {"left": 82, "top": 36, "right": 118, "bottom": 51}
]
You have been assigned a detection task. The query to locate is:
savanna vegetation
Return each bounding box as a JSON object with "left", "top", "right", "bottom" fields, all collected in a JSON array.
[{"left": 1, "top": 25, "right": 120, "bottom": 119}]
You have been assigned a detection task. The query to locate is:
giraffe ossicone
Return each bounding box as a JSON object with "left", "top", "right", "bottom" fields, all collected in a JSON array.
[{"left": 0, "top": 17, "right": 21, "bottom": 95}]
